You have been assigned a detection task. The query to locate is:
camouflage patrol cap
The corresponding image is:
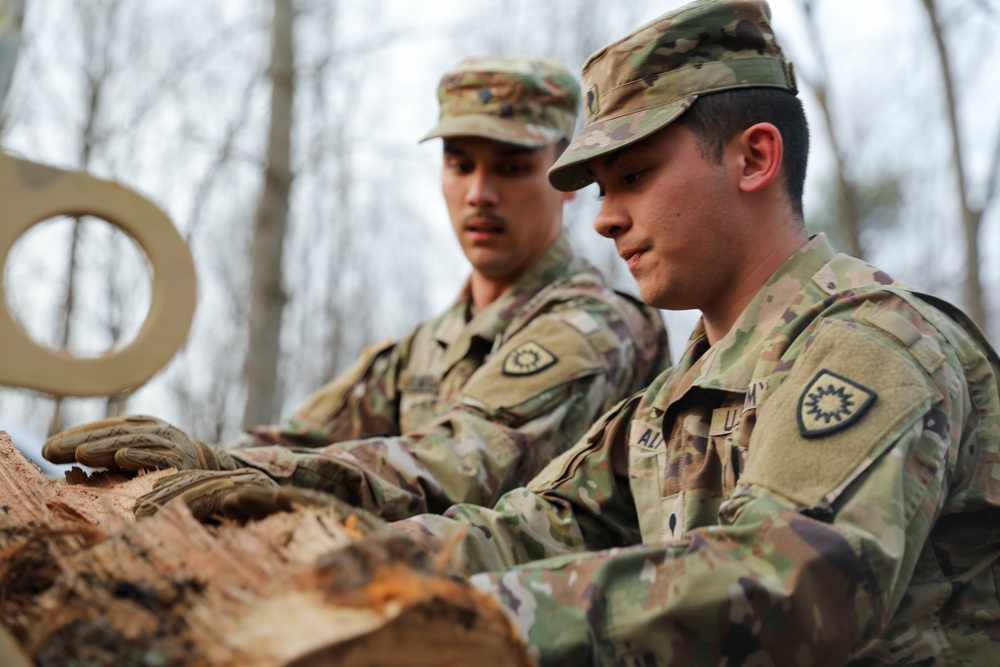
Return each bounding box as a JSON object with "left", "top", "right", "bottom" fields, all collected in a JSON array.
[
  {"left": 420, "top": 56, "right": 580, "bottom": 148},
  {"left": 548, "top": 0, "right": 797, "bottom": 191}
]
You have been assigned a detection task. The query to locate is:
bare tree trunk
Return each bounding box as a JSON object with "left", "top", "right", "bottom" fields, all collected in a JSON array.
[
  {"left": 242, "top": 0, "right": 295, "bottom": 428},
  {"left": 47, "top": 2, "right": 116, "bottom": 436},
  {"left": 920, "top": 0, "right": 985, "bottom": 328},
  {"left": 800, "top": 0, "right": 864, "bottom": 259}
]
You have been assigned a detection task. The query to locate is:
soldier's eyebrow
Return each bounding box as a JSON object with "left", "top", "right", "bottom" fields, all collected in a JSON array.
[
  {"left": 605, "top": 138, "right": 654, "bottom": 169},
  {"left": 493, "top": 145, "right": 537, "bottom": 157},
  {"left": 443, "top": 142, "right": 538, "bottom": 158},
  {"left": 586, "top": 139, "right": 656, "bottom": 179}
]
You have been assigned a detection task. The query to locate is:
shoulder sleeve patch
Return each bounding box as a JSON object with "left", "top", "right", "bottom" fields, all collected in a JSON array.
[
  {"left": 461, "top": 315, "right": 603, "bottom": 410},
  {"left": 798, "top": 369, "right": 877, "bottom": 438},
  {"left": 741, "top": 319, "right": 939, "bottom": 510},
  {"left": 502, "top": 341, "right": 558, "bottom": 376}
]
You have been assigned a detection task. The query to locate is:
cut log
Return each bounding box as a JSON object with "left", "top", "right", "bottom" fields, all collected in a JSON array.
[{"left": 0, "top": 432, "right": 532, "bottom": 666}]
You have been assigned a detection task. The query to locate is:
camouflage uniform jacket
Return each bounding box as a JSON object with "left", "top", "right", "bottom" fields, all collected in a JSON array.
[
  {"left": 229, "top": 232, "right": 669, "bottom": 521},
  {"left": 402, "top": 234, "right": 1000, "bottom": 666}
]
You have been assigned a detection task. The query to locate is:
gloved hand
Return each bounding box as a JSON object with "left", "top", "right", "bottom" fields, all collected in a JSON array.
[
  {"left": 42, "top": 415, "right": 239, "bottom": 472},
  {"left": 133, "top": 468, "right": 279, "bottom": 521},
  {"left": 219, "top": 486, "right": 386, "bottom": 532}
]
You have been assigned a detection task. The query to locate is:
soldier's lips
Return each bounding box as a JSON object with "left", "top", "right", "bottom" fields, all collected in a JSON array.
[
  {"left": 464, "top": 217, "right": 505, "bottom": 241},
  {"left": 620, "top": 248, "right": 645, "bottom": 271}
]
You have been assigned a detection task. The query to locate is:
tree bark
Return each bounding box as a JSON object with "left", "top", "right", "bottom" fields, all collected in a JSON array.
[
  {"left": 243, "top": 0, "right": 296, "bottom": 428},
  {"left": 0, "top": 432, "right": 532, "bottom": 667}
]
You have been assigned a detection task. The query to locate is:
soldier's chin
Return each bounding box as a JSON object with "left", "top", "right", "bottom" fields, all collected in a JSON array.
[
  {"left": 638, "top": 284, "right": 687, "bottom": 312},
  {"left": 468, "top": 255, "right": 518, "bottom": 281}
]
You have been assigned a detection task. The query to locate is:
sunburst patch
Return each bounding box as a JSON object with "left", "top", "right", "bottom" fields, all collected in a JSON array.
[
  {"left": 797, "top": 369, "right": 877, "bottom": 438},
  {"left": 502, "top": 341, "right": 557, "bottom": 376}
]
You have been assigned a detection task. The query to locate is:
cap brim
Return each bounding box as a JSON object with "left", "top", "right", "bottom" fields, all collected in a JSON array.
[
  {"left": 419, "top": 114, "right": 561, "bottom": 148},
  {"left": 547, "top": 97, "right": 694, "bottom": 192}
]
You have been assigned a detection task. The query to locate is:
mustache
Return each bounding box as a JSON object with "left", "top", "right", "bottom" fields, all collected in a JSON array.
[{"left": 462, "top": 211, "right": 507, "bottom": 230}]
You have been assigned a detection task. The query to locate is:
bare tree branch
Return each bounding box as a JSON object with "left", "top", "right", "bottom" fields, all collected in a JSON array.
[
  {"left": 184, "top": 69, "right": 261, "bottom": 245},
  {"left": 799, "top": 0, "right": 864, "bottom": 258},
  {"left": 920, "top": 0, "right": 985, "bottom": 329}
]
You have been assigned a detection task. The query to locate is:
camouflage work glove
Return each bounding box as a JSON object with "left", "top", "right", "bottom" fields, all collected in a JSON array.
[
  {"left": 220, "top": 486, "right": 386, "bottom": 532},
  {"left": 42, "top": 415, "right": 239, "bottom": 472},
  {"left": 134, "top": 468, "right": 279, "bottom": 521}
]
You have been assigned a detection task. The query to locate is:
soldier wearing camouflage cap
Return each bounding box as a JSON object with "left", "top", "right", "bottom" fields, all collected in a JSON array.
[
  {"left": 44, "top": 57, "right": 669, "bottom": 523},
  {"left": 420, "top": 56, "right": 579, "bottom": 148},
  {"left": 393, "top": 1, "right": 1000, "bottom": 664}
]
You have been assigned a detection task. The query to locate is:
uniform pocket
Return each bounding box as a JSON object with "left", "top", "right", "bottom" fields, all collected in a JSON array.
[{"left": 629, "top": 418, "right": 683, "bottom": 543}]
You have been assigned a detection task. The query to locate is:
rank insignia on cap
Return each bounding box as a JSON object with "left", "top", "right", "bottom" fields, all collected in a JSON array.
[
  {"left": 586, "top": 86, "right": 600, "bottom": 117},
  {"left": 798, "top": 369, "right": 877, "bottom": 438},
  {"left": 502, "top": 341, "right": 557, "bottom": 376}
]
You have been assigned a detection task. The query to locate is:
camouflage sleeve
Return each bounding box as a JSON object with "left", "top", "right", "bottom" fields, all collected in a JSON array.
[
  {"left": 231, "top": 336, "right": 408, "bottom": 449},
  {"left": 229, "top": 312, "right": 633, "bottom": 520},
  {"left": 435, "top": 310, "right": 974, "bottom": 665},
  {"left": 393, "top": 392, "right": 647, "bottom": 572}
]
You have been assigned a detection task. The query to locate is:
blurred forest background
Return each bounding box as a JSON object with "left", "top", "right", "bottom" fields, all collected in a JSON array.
[{"left": 0, "top": 0, "right": 997, "bottom": 463}]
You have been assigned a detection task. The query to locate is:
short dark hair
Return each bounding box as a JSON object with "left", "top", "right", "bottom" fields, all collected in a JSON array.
[{"left": 677, "top": 88, "right": 809, "bottom": 219}]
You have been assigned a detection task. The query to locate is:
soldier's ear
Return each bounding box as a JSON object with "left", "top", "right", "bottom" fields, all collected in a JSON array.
[
  {"left": 561, "top": 191, "right": 576, "bottom": 204},
  {"left": 735, "top": 122, "right": 783, "bottom": 195}
]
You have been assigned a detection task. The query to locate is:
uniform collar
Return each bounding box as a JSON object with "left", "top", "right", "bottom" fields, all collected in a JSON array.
[
  {"left": 652, "top": 234, "right": 840, "bottom": 410},
  {"left": 433, "top": 231, "right": 579, "bottom": 360}
]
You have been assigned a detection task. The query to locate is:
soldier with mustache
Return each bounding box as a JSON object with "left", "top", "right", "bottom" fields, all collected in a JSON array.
[{"left": 45, "top": 57, "right": 670, "bottom": 523}]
